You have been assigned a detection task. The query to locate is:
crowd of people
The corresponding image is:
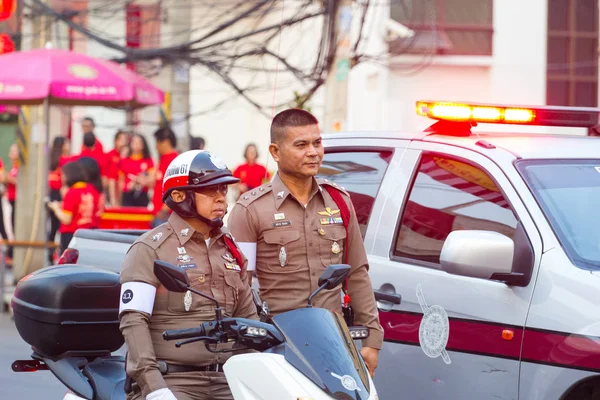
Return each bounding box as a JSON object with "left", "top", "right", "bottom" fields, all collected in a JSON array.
[{"left": 0, "top": 116, "right": 271, "bottom": 265}]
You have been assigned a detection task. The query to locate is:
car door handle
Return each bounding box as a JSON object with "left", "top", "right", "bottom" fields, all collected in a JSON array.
[{"left": 374, "top": 290, "right": 401, "bottom": 305}]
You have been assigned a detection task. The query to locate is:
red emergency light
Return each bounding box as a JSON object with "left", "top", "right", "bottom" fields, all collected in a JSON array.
[{"left": 416, "top": 100, "right": 600, "bottom": 128}]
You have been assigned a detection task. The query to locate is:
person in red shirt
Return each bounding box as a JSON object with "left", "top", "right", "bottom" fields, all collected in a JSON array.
[
  {"left": 5, "top": 143, "right": 19, "bottom": 260},
  {"left": 77, "top": 157, "right": 106, "bottom": 229},
  {"left": 47, "top": 136, "right": 71, "bottom": 263},
  {"left": 233, "top": 143, "right": 271, "bottom": 197},
  {"left": 150, "top": 127, "right": 179, "bottom": 227},
  {"left": 47, "top": 161, "right": 102, "bottom": 254},
  {"left": 106, "top": 129, "right": 130, "bottom": 206},
  {"left": 118, "top": 133, "right": 154, "bottom": 207},
  {"left": 80, "top": 117, "right": 104, "bottom": 154},
  {"left": 76, "top": 131, "right": 107, "bottom": 178}
]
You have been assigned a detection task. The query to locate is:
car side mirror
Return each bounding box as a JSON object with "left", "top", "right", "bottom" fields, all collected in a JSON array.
[
  {"left": 153, "top": 260, "right": 190, "bottom": 292},
  {"left": 440, "top": 231, "right": 514, "bottom": 281},
  {"left": 318, "top": 264, "right": 351, "bottom": 290}
]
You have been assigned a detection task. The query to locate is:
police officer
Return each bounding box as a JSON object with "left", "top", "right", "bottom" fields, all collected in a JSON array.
[
  {"left": 228, "top": 109, "right": 384, "bottom": 377},
  {"left": 119, "top": 150, "right": 258, "bottom": 400}
]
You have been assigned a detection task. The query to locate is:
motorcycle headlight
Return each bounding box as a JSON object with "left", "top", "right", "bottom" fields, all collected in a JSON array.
[{"left": 242, "top": 325, "right": 268, "bottom": 337}]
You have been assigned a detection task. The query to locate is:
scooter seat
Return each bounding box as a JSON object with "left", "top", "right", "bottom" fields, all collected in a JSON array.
[{"left": 82, "top": 356, "right": 126, "bottom": 400}]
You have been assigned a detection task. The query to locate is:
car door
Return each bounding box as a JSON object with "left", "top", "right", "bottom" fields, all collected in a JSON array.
[{"left": 368, "top": 141, "right": 543, "bottom": 400}]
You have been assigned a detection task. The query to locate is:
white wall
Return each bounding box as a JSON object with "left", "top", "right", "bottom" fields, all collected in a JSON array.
[
  {"left": 388, "top": 64, "right": 493, "bottom": 132},
  {"left": 381, "top": 0, "right": 589, "bottom": 135},
  {"left": 188, "top": 2, "right": 326, "bottom": 173},
  {"left": 347, "top": 0, "right": 391, "bottom": 132}
]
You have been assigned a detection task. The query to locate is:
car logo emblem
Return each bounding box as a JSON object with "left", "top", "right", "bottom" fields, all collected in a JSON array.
[
  {"left": 330, "top": 372, "right": 360, "bottom": 391},
  {"left": 417, "top": 284, "right": 451, "bottom": 364}
]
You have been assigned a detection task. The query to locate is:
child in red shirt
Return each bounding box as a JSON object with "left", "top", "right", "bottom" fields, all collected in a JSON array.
[
  {"left": 77, "top": 156, "right": 105, "bottom": 228},
  {"left": 118, "top": 134, "right": 154, "bottom": 207},
  {"left": 48, "top": 161, "right": 102, "bottom": 254}
]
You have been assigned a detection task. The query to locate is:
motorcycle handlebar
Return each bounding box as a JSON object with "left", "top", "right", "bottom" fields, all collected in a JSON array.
[{"left": 162, "top": 326, "right": 205, "bottom": 341}]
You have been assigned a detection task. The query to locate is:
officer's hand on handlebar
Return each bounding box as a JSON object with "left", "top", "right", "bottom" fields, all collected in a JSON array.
[{"left": 146, "top": 388, "right": 177, "bottom": 400}]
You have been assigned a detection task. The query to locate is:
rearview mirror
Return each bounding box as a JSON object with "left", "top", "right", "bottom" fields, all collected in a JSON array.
[
  {"left": 318, "top": 264, "right": 351, "bottom": 290},
  {"left": 153, "top": 260, "right": 190, "bottom": 292},
  {"left": 440, "top": 230, "right": 513, "bottom": 280}
]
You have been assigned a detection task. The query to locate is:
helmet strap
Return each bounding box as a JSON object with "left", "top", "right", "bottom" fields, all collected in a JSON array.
[
  {"left": 188, "top": 190, "right": 225, "bottom": 229},
  {"left": 164, "top": 189, "right": 224, "bottom": 228}
]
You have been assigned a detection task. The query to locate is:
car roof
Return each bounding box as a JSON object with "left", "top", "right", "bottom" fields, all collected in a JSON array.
[{"left": 322, "top": 131, "right": 600, "bottom": 159}]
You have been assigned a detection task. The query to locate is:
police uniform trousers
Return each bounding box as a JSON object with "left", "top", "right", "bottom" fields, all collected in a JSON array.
[{"left": 128, "top": 371, "right": 233, "bottom": 400}]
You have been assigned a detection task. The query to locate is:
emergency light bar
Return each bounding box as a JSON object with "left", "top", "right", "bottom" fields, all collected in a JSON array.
[{"left": 416, "top": 100, "right": 600, "bottom": 128}]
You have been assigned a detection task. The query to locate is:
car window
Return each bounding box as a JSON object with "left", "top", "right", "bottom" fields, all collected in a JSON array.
[
  {"left": 317, "top": 150, "right": 393, "bottom": 238},
  {"left": 393, "top": 153, "right": 518, "bottom": 265}
]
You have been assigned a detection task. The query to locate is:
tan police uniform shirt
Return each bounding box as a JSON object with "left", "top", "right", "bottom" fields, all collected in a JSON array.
[
  {"left": 228, "top": 174, "right": 384, "bottom": 349},
  {"left": 119, "top": 212, "right": 258, "bottom": 398}
]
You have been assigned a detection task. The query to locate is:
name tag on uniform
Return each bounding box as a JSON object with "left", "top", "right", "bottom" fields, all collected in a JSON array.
[
  {"left": 273, "top": 220, "right": 292, "bottom": 228},
  {"left": 225, "top": 262, "right": 242, "bottom": 272},
  {"left": 320, "top": 217, "right": 343, "bottom": 225},
  {"left": 179, "top": 263, "right": 197, "bottom": 269}
]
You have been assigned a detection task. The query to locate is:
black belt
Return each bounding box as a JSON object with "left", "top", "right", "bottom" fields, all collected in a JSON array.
[{"left": 158, "top": 361, "right": 225, "bottom": 374}]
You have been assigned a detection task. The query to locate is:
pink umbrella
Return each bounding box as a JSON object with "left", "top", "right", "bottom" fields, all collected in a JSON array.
[{"left": 0, "top": 48, "right": 164, "bottom": 107}]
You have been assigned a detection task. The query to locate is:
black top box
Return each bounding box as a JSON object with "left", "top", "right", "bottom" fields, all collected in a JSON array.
[{"left": 11, "top": 265, "right": 124, "bottom": 359}]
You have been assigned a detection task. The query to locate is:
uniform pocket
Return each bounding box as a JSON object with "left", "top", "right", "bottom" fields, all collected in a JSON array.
[
  {"left": 166, "top": 272, "right": 213, "bottom": 313},
  {"left": 318, "top": 225, "right": 347, "bottom": 267},
  {"left": 262, "top": 229, "right": 302, "bottom": 271},
  {"left": 224, "top": 272, "right": 243, "bottom": 316}
]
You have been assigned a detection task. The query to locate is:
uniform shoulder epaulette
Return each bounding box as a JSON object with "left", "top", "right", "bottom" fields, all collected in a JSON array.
[
  {"left": 236, "top": 183, "right": 273, "bottom": 207},
  {"left": 136, "top": 224, "right": 174, "bottom": 251},
  {"left": 317, "top": 178, "right": 350, "bottom": 196}
]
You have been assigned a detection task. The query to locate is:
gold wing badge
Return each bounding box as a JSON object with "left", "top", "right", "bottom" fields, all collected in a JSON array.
[{"left": 318, "top": 207, "right": 340, "bottom": 216}]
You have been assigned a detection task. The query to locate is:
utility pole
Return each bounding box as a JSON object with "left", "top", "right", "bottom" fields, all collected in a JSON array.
[
  {"left": 323, "top": 0, "right": 353, "bottom": 133},
  {"left": 166, "top": 0, "right": 191, "bottom": 152},
  {"left": 13, "top": 0, "right": 52, "bottom": 281}
]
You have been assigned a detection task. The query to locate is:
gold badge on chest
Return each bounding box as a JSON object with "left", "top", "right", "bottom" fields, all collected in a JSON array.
[{"left": 331, "top": 241, "right": 341, "bottom": 254}]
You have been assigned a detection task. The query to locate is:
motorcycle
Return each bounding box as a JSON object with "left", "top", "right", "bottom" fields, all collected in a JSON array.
[{"left": 11, "top": 262, "right": 386, "bottom": 399}]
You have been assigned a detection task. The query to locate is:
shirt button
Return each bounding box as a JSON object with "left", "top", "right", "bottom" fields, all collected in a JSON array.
[
  {"left": 309, "top": 242, "right": 313, "bottom": 246},
  {"left": 312, "top": 272, "right": 316, "bottom": 276}
]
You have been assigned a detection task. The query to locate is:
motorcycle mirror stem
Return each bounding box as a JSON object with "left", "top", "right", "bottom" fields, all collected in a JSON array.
[
  {"left": 153, "top": 260, "right": 224, "bottom": 328},
  {"left": 307, "top": 264, "right": 352, "bottom": 308}
]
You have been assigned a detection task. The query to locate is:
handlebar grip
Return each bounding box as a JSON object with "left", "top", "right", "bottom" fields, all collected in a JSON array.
[{"left": 162, "top": 326, "right": 205, "bottom": 341}]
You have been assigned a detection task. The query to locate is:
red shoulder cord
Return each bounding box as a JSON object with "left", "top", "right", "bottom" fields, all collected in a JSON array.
[
  {"left": 222, "top": 235, "right": 244, "bottom": 276},
  {"left": 323, "top": 185, "right": 351, "bottom": 307}
]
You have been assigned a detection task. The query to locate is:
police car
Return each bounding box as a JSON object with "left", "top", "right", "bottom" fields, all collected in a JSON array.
[{"left": 317, "top": 101, "right": 600, "bottom": 400}]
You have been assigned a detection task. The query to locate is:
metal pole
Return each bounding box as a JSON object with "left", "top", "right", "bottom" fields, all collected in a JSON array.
[{"left": 323, "top": 0, "right": 353, "bottom": 133}]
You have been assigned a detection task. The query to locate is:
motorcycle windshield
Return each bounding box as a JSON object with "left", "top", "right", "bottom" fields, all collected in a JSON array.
[{"left": 272, "top": 308, "right": 371, "bottom": 399}]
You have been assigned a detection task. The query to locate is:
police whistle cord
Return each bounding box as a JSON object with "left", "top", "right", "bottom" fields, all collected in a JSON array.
[{"left": 323, "top": 186, "right": 350, "bottom": 307}]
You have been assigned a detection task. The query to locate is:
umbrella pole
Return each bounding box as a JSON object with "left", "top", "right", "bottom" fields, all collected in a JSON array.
[
  {"left": 43, "top": 99, "right": 50, "bottom": 266},
  {"left": 21, "top": 99, "right": 50, "bottom": 274}
]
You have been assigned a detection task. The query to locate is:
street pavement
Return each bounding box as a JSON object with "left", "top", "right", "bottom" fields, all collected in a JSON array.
[{"left": 0, "top": 312, "right": 68, "bottom": 398}]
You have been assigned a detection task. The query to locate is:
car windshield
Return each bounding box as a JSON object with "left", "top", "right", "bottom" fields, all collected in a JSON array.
[{"left": 517, "top": 159, "right": 600, "bottom": 270}]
